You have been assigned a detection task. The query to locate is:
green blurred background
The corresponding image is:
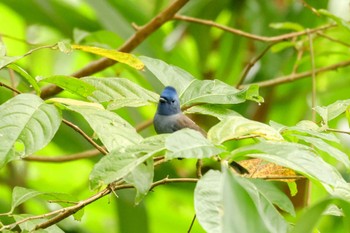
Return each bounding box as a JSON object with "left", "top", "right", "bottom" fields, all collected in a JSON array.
[{"left": 1, "top": 0, "right": 350, "bottom": 232}]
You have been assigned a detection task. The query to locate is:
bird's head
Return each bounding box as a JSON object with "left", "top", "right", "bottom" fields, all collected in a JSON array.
[{"left": 156, "top": 86, "right": 181, "bottom": 115}]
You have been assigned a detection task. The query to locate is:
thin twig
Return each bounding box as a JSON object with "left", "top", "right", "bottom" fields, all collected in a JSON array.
[
  {"left": 187, "top": 214, "right": 197, "bottom": 233},
  {"left": 316, "top": 32, "right": 350, "bottom": 48},
  {"left": 307, "top": 29, "right": 317, "bottom": 122},
  {"left": 174, "top": 15, "right": 335, "bottom": 42},
  {"left": 40, "top": 0, "right": 190, "bottom": 99},
  {"left": 236, "top": 43, "right": 276, "bottom": 87},
  {"left": 62, "top": 119, "right": 108, "bottom": 155},
  {"left": 0, "top": 81, "right": 21, "bottom": 94},
  {"left": 326, "top": 128, "right": 350, "bottom": 135},
  {"left": 240, "top": 59, "right": 350, "bottom": 88}
]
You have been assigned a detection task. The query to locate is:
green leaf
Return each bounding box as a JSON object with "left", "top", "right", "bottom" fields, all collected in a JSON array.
[
  {"left": 234, "top": 176, "right": 289, "bottom": 233},
  {"left": 39, "top": 75, "right": 96, "bottom": 98},
  {"left": 124, "top": 158, "right": 154, "bottom": 205},
  {"left": 269, "top": 22, "right": 304, "bottom": 31},
  {"left": 194, "top": 170, "right": 223, "bottom": 233},
  {"left": 72, "top": 44, "right": 144, "bottom": 70},
  {"left": 7, "top": 64, "right": 41, "bottom": 95},
  {"left": 184, "top": 104, "right": 241, "bottom": 120},
  {"left": 233, "top": 141, "right": 345, "bottom": 189},
  {"left": 165, "top": 129, "right": 224, "bottom": 160},
  {"left": 13, "top": 214, "right": 64, "bottom": 233},
  {"left": 296, "top": 135, "right": 350, "bottom": 169},
  {"left": 271, "top": 41, "right": 295, "bottom": 53},
  {"left": 292, "top": 197, "right": 350, "bottom": 233},
  {"left": 10, "top": 187, "right": 42, "bottom": 214},
  {"left": 314, "top": 99, "right": 350, "bottom": 124},
  {"left": 140, "top": 56, "right": 194, "bottom": 94},
  {"left": 248, "top": 179, "right": 295, "bottom": 216},
  {"left": 180, "top": 79, "right": 261, "bottom": 107},
  {"left": 208, "top": 116, "right": 283, "bottom": 144},
  {"left": 66, "top": 105, "right": 142, "bottom": 151},
  {"left": 283, "top": 120, "right": 339, "bottom": 142},
  {"left": 222, "top": 169, "right": 271, "bottom": 233},
  {"left": 318, "top": 9, "right": 350, "bottom": 33},
  {"left": 83, "top": 77, "right": 158, "bottom": 110},
  {"left": 0, "top": 94, "right": 61, "bottom": 167},
  {"left": 0, "top": 55, "right": 23, "bottom": 69},
  {"left": 245, "top": 84, "right": 264, "bottom": 103},
  {"left": 89, "top": 148, "right": 161, "bottom": 190}
]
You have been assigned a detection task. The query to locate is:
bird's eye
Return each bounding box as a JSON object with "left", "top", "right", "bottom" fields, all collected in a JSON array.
[{"left": 171, "top": 100, "right": 175, "bottom": 103}]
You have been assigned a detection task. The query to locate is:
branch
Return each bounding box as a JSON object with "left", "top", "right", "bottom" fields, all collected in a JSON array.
[
  {"left": 0, "top": 81, "right": 21, "bottom": 95},
  {"left": 40, "top": 0, "right": 190, "bottom": 99},
  {"left": 24, "top": 149, "right": 101, "bottom": 163},
  {"left": 307, "top": 29, "right": 317, "bottom": 122},
  {"left": 62, "top": 119, "right": 108, "bottom": 155},
  {"left": 240, "top": 59, "right": 350, "bottom": 88},
  {"left": 31, "top": 177, "right": 197, "bottom": 230},
  {"left": 174, "top": 15, "right": 335, "bottom": 42},
  {"left": 326, "top": 128, "right": 350, "bottom": 135}
]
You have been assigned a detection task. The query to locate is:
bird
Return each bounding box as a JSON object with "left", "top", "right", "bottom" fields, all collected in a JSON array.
[{"left": 153, "top": 86, "right": 249, "bottom": 174}]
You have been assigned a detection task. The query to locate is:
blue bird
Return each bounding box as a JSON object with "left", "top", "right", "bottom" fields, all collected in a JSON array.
[
  {"left": 153, "top": 86, "right": 249, "bottom": 174},
  {"left": 153, "top": 86, "right": 206, "bottom": 136}
]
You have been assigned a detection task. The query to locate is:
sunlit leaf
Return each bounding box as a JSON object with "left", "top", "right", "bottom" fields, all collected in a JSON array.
[
  {"left": 140, "top": 56, "right": 193, "bottom": 94},
  {"left": 0, "top": 94, "right": 61, "bottom": 167},
  {"left": 83, "top": 77, "right": 158, "bottom": 109},
  {"left": 67, "top": 105, "right": 142, "bottom": 151},
  {"left": 208, "top": 116, "right": 283, "bottom": 144},
  {"left": 165, "top": 129, "right": 224, "bottom": 160},
  {"left": 72, "top": 44, "right": 144, "bottom": 70},
  {"left": 39, "top": 75, "right": 96, "bottom": 98},
  {"left": 0, "top": 55, "right": 23, "bottom": 69},
  {"left": 271, "top": 41, "right": 295, "bottom": 53},
  {"left": 47, "top": 98, "right": 104, "bottom": 109}
]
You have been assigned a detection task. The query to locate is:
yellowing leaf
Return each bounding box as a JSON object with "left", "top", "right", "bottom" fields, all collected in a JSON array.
[
  {"left": 71, "top": 44, "right": 144, "bottom": 70},
  {"left": 238, "top": 158, "right": 299, "bottom": 182}
]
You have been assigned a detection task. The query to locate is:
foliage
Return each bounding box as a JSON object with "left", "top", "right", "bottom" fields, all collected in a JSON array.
[{"left": 1, "top": 0, "right": 350, "bottom": 233}]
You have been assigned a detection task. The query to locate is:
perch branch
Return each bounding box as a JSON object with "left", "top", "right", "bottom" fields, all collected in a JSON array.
[
  {"left": 40, "top": 0, "right": 190, "bottom": 99},
  {"left": 24, "top": 149, "right": 101, "bottom": 163}
]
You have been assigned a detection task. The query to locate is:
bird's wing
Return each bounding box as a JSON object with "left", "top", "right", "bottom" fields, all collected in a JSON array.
[{"left": 175, "top": 114, "right": 207, "bottom": 137}]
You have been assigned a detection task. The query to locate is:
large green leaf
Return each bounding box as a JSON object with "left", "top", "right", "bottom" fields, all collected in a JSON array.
[
  {"left": 185, "top": 104, "right": 241, "bottom": 120},
  {"left": 208, "top": 116, "right": 283, "bottom": 144},
  {"left": 296, "top": 135, "right": 350, "bottom": 170},
  {"left": 233, "top": 141, "right": 345, "bottom": 189},
  {"left": 194, "top": 169, "right": 284, "bottom": 233},
  {"left": 165, "top": 129, "right": 224, "bottom": 160},
  {"left": 90, "top": 135, "right": 166, "bottom": 190},
  {"left": 83, "top": 77, "right": 158, "bottom": 110},
  {"left": 10, "top": 187, "right": 42, "bottom": 214},
  {"left": 140, "top": 56, "right": 194, "bottom": 95},
  {"left": 194, "top": 170, "right": 223, "bottom": 233},
  {"left": 180, "top": 80, "right": 262, "bottom": 107},
  {"left": 0, "top": 94, "right": 61, "bottom": 167},
  {"left": 67, "top": 105, "right": 142, "bottom": 151},
  {"left": 89, "top": 148, "right": 162, "bottom": 190}
]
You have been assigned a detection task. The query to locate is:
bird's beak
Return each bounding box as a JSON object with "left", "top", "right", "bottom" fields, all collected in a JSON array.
[{"left": 159, "top": 97, "right": 166, "bottom": 103}]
